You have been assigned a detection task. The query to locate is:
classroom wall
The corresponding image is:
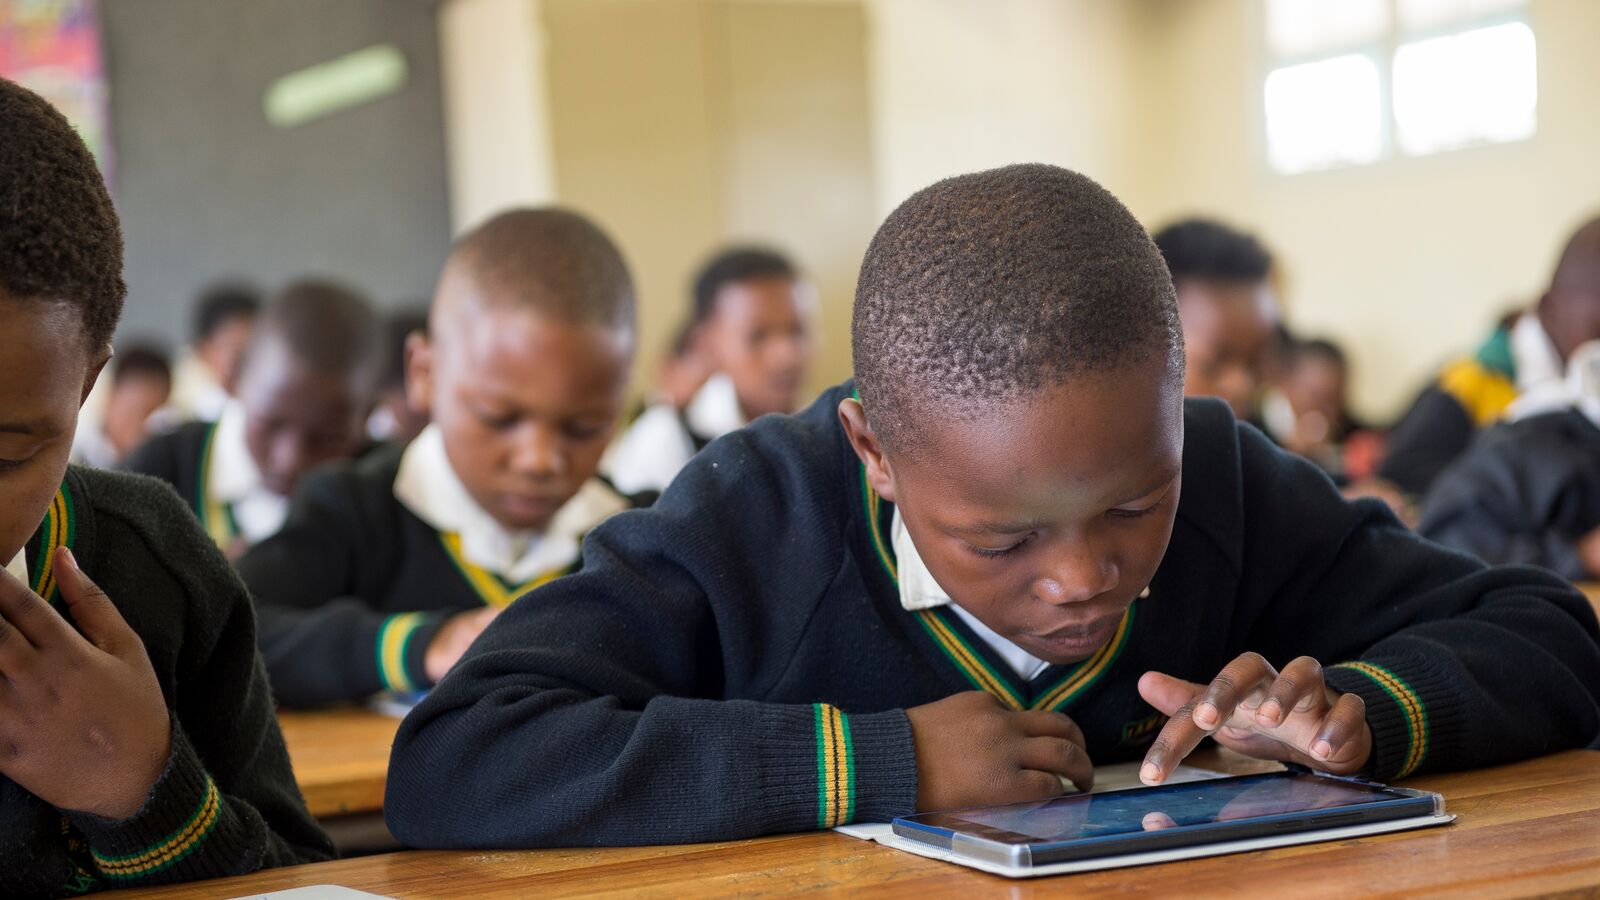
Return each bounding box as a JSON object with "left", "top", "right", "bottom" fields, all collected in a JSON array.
[
  {"left": 541, "top": 0, "right": 875, "bottom": 396},
  {"left": 1133, "top": 0, "right": 1600, "bottom": 421},
  {"left": 101, "top": 0, "right": 452, "bottom": 345}
]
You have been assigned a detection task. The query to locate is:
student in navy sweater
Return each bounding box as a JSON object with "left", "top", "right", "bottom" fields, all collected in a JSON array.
[
  {"left": 386, "top": 164, "right": 1600, "bottom": 848},
  {"left": 0, "top": 76, "right": 330, "bottom": 896},
  {"left": 237, "top": 209, "right": 647, "bottom": 707}
]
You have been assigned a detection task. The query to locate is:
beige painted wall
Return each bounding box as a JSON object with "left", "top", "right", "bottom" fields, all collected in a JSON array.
[
  {"left": 542, "top": 0, "right": 874, "bottom": 396},
  {"left": 1132, "top": 0, "right": 1600, "bottom": 420}
]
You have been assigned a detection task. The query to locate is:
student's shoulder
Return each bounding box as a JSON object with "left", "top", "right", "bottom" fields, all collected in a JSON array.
[
  {"left": 674, "top": 382, "right": 854, "bottom": 505},
  {"left": 121, "top": 419, "right": 213, "bottom": 475},
  {"left": 63, "top": 466, "right": 246, "bottom": 633},
  {"left": 1462, "top": 409, "right": 1600, "bottom": 471},
  {"left": 294, "top": 441, "right": 408, "bottom": 513}
]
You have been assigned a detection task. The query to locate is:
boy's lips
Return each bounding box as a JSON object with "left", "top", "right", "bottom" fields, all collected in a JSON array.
[
  {"left": 497, "top": 492, "right": 564, "bottom": 519},
  {"left": 1030, "top": 610, "right": 1125, "bottom": 655}
]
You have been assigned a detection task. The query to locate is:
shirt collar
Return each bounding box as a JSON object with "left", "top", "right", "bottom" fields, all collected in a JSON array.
[
  {"left": 1511, "top": 312, "right": 1565, "bottom": 393},
  {"left": 393, "top": 424, "right": 628, "bottom": 582},
  {"left": 3, "top": 548, "right": 26, "bottom": 588},
  {"left": 890, "top": 507, "right": 1049, "bottom": 680},
  {"left": 684, "top": 373, "right": 747, "bottom": 440},
  {"left": 1511, "top": 339, "right": 1600, "bottom": 428},
  {"left": 209, "top": 400, "right": 264, "bottom": 502}
]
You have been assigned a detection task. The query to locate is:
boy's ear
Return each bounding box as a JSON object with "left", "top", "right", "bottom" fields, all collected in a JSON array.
[
  {"left": 80, "top": 345, "right": 113, "bottom": 407},
  {"left": 404, "top": 330, "right": 434, "bottom": 418},
  {"left": 837, "top": 397, "right": 899, "bottom": 504}
]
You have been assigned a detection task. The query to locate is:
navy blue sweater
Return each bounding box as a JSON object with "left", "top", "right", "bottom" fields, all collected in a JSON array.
[{"left": 386, "top": 384, "right": 1600, "bottom": 848}]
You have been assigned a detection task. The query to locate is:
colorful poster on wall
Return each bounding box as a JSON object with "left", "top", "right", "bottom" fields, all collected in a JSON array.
[{"left": 0, "top": 0, "right": 112, "bottom": 183}]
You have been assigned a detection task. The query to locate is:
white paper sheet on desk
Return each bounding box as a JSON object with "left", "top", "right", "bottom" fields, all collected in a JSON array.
[
  {"left": 229, "top": 887, "right": 396, "bottom": 900},
  {"left": 834, "top": 761, "right": 1226, "bottom": 842}
]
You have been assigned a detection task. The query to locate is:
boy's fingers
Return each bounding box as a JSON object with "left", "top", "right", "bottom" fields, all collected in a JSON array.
[
  {"left": 1016, "top": 709, "right": 1086, "bottom": 747},
  {"left": 1138, "top": 670, "right": 1204, "bottom": 716},
  {"left": 1257, "top": 656, "right": 1326, "bottom": 727},
  {"left": 1310, "top": 691, "right": 1367, "bottom": 762},
  {"left": 54, "top": 548, "right": 132, "bottom": 653},
  {"left": 1194, "top": 653, "right": 1276, "bottom": 731},
  {"left": 0, "top": 560, "right": 66, "bottom": 652},
  {"left": 1019, "top": 735, "right": 1094, "bottom": 792},
  {"left": 1140, "top": 697, "right": 1211, "bottom": 785}
]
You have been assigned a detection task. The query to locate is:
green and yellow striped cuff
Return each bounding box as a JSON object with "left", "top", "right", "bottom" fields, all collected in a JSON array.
[
  {"left": 92, "top": 777, "right": 220, "bottom": 881},
  {"left": 1331, "top": 661, "right": 1429, "bottom": 779},
  {"left": 377, "top": 612, "right": 430, "bottom": 692},
  {"left": 813, "top": 703, "right": 857, "bottom": 828}
]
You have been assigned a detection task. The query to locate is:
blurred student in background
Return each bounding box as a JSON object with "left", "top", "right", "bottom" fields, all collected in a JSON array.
[
  {"left": 168, "top": 282, "right": 260, "bottom": 423},
  {"left": 72, "top": 344, "right": 172, "bottom": 469},
  {"left": 1421, "top": 339, "right": 1600, "bottom": 581},
  {"left": 1261, "top": 336, "right": 1384, "bottom": 484},
  {"left": 604, "top": 246, "right": 814, "bottom": 494},
  {"left": 1152, "top": 218, "right": 1279, "bottom": 423},
  {"left": 124, "top": 280, "right": 379, "bottom": 556},
  {"left": 368, "top": 306, "right": 431, "bottom": 445},
  {"left": 1380, "top": 216, "right": 1600, "bottom": 498}
]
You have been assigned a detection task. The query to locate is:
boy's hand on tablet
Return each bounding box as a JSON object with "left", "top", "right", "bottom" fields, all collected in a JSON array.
[
  {"left": 1136, "top": 652, "right": 1372, "bottom": 785},
  {"left": 0, "top": 548, "right": 172, "bottom": 821},
  {"left": 424, "top": 606, "right": 502, "bottom": 683},
  {"left": 906, "top": 690, "right": 1093, "bottom": 812}
]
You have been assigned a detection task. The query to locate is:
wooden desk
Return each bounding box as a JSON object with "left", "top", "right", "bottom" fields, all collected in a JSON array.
[
  {"left": 277, "top": 708, "right": 400, "bottom": 819},
  {"left": 105, "top": 749, "right": 1600, "bottom": 899}
]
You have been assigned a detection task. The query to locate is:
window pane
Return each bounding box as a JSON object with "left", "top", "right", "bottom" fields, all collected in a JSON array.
[
  {"left": 1267, "top": 0, "right": 1388, "bottom": 57},
  {"left": 1393, "top": 21, "right": 1536, "bottom": 156},
  {"left": 1265, "top": 55, "right": 1383, "bottom": 174},
  {"left": 1397, "top": 0, "right": 1526, "bottom": 32}
]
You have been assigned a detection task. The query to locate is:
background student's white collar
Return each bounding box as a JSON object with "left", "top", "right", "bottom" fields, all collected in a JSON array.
[
  {"left": 1512, "top": 312, "right": 1564, "bottom": 394},
  {"left": 684, "top": 373, "right": 746, "bottom": 440},
  {"left": 1510, "top": 339, "right": 1600, "bottom": 427},
  {"left": 394, "top": 424, "right": 627, "bottom": 583},
  {"left": 891, "top": 508, "right": 1049, "bottom": 680},
  {"left": 208, "top": 401, "right": 289, "bottom": 542}
]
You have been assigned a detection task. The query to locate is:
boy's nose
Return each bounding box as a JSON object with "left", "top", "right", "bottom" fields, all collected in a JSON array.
[
  {"left": 1035, "top": 535, "right": 1118, "bottom": 606},
  {"left": 508, "top": 425, "right": 566, "bottom": 478}
]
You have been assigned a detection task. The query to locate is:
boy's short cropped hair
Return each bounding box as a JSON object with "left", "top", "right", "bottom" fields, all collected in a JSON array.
[
  {"left": 450, "top": 208, "right": 634, "bottom": 331},
  {"left": 851, "top": 163, "right": 1184, "bottom": 453},
  {"left": 256, "top": 278, "right": 380, "bottom": 381},
  {"left": 1152, "top": 218, "right": 1272, "bottom": 285},
  {"left": 193, "top": 282, "right": 262, "bottom": 342},
  {"left": 691, "top": 247, "right": 797, "bottom": 326},
  {"left": 0, "top": 77, "right": 124, "bottom": 349}
]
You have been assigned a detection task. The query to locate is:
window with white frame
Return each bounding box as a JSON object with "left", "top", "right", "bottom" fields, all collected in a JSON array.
[{"left": 1263, "top": 0, "right": 1536, "bottom": 175}]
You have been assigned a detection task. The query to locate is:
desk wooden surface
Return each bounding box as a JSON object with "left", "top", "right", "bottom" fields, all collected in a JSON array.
[
  {"left": 277, "top": 708, "right": 400, "bottom": 819},
  {"left": 107, "top": 749, "right": 1600, "bottom": 899},
  {"left": 1579, "top": 581, "right": 1600, "bottom": 615}
]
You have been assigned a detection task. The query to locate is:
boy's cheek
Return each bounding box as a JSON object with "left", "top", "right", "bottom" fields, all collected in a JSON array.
[{"left": 0, "top": 450, "right": 72, "bottom": 564}]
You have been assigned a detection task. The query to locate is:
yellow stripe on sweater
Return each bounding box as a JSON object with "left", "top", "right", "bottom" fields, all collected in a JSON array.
[
  {"left": 438, "top": 532, "right": 567, "bottom": 607},
  {"left": 1332, "top": 661, "right": 1428, "bottom": 778},
  {"left": 94, "top": 778, "right": 220, "bottom": 878},
  {"left": 1032, "top": 606, "right": 1135, "bottom": 712}
]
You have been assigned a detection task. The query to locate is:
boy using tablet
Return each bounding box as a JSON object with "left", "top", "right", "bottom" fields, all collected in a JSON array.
[
  {"left": 236, "top": 209, "right": 645, "bottom": 707},
  {"left": 0, "top": 77, "right": 330, "bottom": 895},
  {"left": 387, "top": 165, "right": 1600, "bottom": 847}
]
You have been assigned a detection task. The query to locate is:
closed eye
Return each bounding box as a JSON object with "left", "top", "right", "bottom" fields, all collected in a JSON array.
[{"left": 968, "top": 533, "right": 1034, "bottom": 559}]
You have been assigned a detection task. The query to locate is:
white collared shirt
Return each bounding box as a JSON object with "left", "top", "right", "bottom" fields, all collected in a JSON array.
[
  {"left": 4, "top": 548, "right": 26, "bottom": 587},
  {"left": 1511, "top": 339, "right": 1600, "bottom": 428},
  {"left": 601, "top": 373, "right": 749, "bottom": 495},
  {"left": 891, "top": 508, "right": 1050, "bottom": 681},
  {"left": 394, "top": 424, "right": 628, "bottom": 583},
  {"left": 209, "top": 401, "right": 290, "bottom": 544},
  {"left": 1511, "top": 313, "right": 1565, "bottom": 395}
]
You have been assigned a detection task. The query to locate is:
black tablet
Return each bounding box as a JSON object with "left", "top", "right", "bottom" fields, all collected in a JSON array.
[{"left": 892, "top": 770, "right": 1444, "bottom": 869}]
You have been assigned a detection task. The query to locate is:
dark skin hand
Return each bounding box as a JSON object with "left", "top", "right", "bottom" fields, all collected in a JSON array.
[
  {"left": 0, "top": 547, "right": 172, "bottom": 821},
  {"left": 1138, "top": 652, "right": 1372, "bottom": 785},
  {"left": 906, "top": 690, "right": 1093, "bottom": 811}
]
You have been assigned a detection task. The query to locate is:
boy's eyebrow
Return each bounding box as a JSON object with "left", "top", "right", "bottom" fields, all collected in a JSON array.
[{"left": 954, "top": 466, "right": 1184, "bottom": 534}]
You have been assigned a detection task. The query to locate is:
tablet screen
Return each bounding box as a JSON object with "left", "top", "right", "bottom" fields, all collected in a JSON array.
[{"left": 903, "top": 772, "right": 1412, "bottom": 844}]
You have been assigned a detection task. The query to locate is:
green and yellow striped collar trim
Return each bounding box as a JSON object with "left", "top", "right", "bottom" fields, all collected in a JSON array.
[
  {"left": 93, "top": 776, "right": 220, "bottom": 880},
  {"left": 30, "top": 483, "right": 77, "bottom": 604},
  {"left": 1331, "top": 661, "right": 1429, "bottom": 779},
  {"left": 195, "top": 422, "right": 239, "bottom": 549},
  {"left": 860, "top": 466, "right": 1135, "bottom": 712},
  {"left": 437, "top": 532, "right": 573, "bottom": 608},
  {"left": 813, "top": 703, "right": 856, "bottom": 828}
]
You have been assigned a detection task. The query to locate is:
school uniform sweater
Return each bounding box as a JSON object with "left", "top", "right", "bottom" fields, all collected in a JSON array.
[
  {"left": 0, "top": 467, "right": 332, "bottom": 897},
  {"left": 1380, "top": 315, "right": 1563, "bottom": 497},
  {"left": 385, "top": 383, "right": 1600, "bottom": 849},
  {"left": 234, "top": 442, "right": 650, "bottom": 708},
  {"left": 1419, "top": 409, "right": 1600, "bottom": 581}
]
